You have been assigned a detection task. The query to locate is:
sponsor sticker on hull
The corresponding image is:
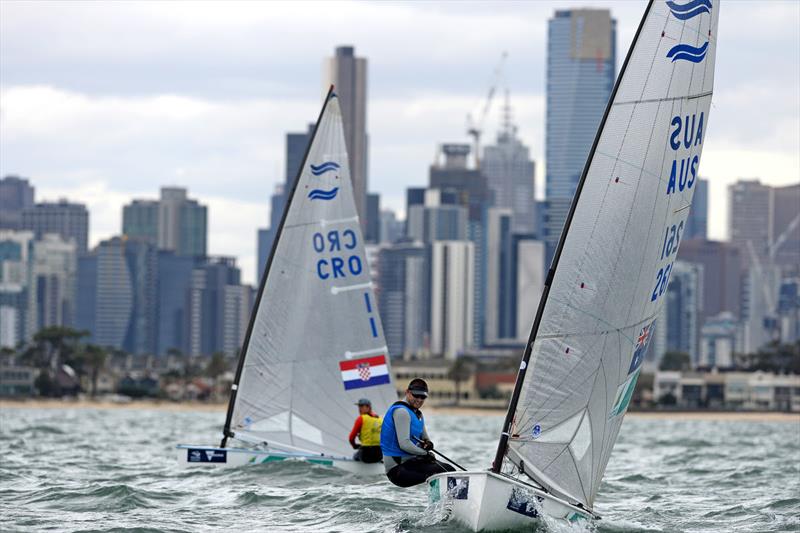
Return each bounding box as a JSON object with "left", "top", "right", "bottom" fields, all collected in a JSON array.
[{"left": 187, "top": 448, "right": 228, "bottom": 463}]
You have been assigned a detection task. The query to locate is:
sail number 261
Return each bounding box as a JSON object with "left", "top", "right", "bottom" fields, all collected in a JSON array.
[{"left": 651, "top": 262, "right": 673, "bottom": 302}]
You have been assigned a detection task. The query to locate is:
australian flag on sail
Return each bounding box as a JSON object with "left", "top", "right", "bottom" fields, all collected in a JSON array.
[
  {"left": 628, "top": 323, "right": 654, "bottom": 374},
  {"left": 339, "top": 355, "right": 390, "bottom": 390}
]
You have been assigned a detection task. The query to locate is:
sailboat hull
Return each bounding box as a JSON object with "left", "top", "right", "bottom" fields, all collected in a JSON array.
[
  {"left": 427, "top": 471, "right": 592, "bottom": 531},
  {"left": 175, "top": 444, "right": 385, "bottom": 475}
]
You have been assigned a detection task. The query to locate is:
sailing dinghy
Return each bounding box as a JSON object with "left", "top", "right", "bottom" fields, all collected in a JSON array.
[
  {"left": 177, "top": 87, "right": 397, "bottom": 474},
  {"left": 428, "top": 0, "right": 719, "bottom": 528}
]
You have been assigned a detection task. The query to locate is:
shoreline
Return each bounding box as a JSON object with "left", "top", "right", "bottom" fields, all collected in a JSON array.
[{"left": 1, "top": 399, "right": 799, "bottom": 422}]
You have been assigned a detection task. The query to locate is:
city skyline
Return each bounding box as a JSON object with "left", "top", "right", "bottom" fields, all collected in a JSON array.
[{"left": 1, "top": 1, "right": 798, "bottom": 284}]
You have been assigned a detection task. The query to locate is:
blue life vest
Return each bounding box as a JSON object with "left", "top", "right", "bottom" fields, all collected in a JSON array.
[{"left": 380, "top": 401, "right": 425, "bottom": 458}]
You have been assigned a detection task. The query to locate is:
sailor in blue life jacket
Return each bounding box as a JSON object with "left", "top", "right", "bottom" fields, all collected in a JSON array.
[{"left": 380, "top": 378, "right": 455, "bottom": 487}]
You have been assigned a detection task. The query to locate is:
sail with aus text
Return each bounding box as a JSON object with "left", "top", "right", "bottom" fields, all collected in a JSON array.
[
  {"left": 498, "top": 0, "right": 719, "bottom": 510},
  {"left": 221, "top": 89, "right": 396, "bottom": 458}
]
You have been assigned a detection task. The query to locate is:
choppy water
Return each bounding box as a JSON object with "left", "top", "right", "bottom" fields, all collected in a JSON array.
[{"left": 1, "top": 407, "right": 798, "bottom": 532}]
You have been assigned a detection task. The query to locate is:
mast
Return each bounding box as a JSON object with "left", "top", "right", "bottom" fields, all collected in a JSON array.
[
  {"left": 221, "top": 86, "right": 335, "bottom": 448},
  {"left": 491, "top": 0, "right": 655, "bottom": 475}
]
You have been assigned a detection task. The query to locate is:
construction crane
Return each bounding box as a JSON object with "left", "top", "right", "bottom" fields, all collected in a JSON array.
[
  {"left": 745, "top": 213, "right": 800, "bottom": 342},
  {"left": 466, "top": 51, "right": 507, "bottom": 169}
]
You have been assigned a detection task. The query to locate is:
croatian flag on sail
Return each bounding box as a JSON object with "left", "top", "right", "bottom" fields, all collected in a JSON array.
[{"left": 339, "top": 355, "right": 390, "bottom": 390}]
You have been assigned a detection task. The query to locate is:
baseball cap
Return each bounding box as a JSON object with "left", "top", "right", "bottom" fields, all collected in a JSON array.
[
  {"left": 355, "top": 398, "right": 372, "bottom": 406},
  {"left": 407, "top": 378, "right": 429, "bottom": 398}
]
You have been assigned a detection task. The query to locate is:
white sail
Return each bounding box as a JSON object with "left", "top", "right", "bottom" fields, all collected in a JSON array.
[
  {"left": 224, "top": 90, "right": 396, "bottom": 458},
  {"left": 503, "top": 0, "right": 719, "bottom": 509}
]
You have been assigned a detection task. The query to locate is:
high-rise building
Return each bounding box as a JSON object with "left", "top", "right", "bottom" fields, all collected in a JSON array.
[
  {"left": 0, "top": 231, "right": 35, "bottom": 347},
  {"left": 379, "top": 209, "right": 404, "bottom": 245},
  {"left": 31, "top": 234, "right": 77, "bottom": 331},
  {"left": 94, "top": 236, "right": 157, "bottom": 355},
  {"left": 430, "top": 144, "right": 492, "bottom": 347},
  {"left": 0, "top": 231, "right": 77, "bottom": 346},
  {"left": 678, "top": 238, "right": 742, "bottom": 322},
  {"left": 324, "top": 46, "right": 368, "bottom": 230},
  {"left": 699, "top": 312, "right": 739, "bottom": 368},
  {"left": 482, "top": 96, "right": 537, "bottom": 234},
  {"left": 513, "top": 236, "right": 546, "bottom": 341},
  {"left": 222, "top": 284, "right": 254, "bottom": 357},
  {"left": 770, "top": 183, "right": 800, "bottom": 271},
  {"left": 728, "top": 180, "right": 770, "bottom": 268},
  {"left": 187, "top": 257, "right": 241, "bottom": 356},
  {"left": 406, "top": 189, "right": 468, "bottom": 244},
  {"left": 485, "top": 208, "right": 515, "bottom": 344},
  {"left": 75, "top": 253, "right": 97, "bottom": 341},
  {"left": 366, "top": 193, "right": 380, "bottom": 243},
  {"left": 430, "top": 240, "right": 474, "bottom": 359},
  {"left": 378, "top": 243, "right": 429, "bottom": 359},
  {"left": 22, "top": 200, "right": 89, "bottom": 254},
  {"left": 156, "top": 251, "right": 200, "bottom": 356},
  {"left": 545, "top": 9, "right": 616, "bottom": 262},
  {"left": 0, "top": 176, "right": 34, "bottom": 230},
  {"left": 684, "top": 178, "right": 708, "bottom": 240},
  {"left": 123, "top": 187, "right": 207, "bottom": 257},
  {"left": 652, "top": 261, "right": 703, "bottom": 367},
  {"left": 286, "top": 124, "right": 315, "bottom": 185}
]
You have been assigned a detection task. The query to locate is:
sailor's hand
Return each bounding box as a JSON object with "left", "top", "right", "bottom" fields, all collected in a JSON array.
[
  {"left": 351, "top": 443, "right": 361, "bottom": 449},
  {"left": 421, "top": 439, "right": 434, "bottom": 451}
]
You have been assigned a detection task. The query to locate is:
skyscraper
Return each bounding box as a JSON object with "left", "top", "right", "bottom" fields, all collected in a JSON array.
[
  {"left": 728, "top": 179, "right": 770, "bottom": 268},
  {"left": 286, "top": 124, "right": 316, "bottom": 185},
  {"left": 187, "top": 256, "right": 241, "bottom": 356},
  {"left": 0, "top": 231, "right": 35, "bottom": 347},
  {"left": 22, "top": 199, "right": 89, "bottom": 254},
  {"left": 377, "top": 242, "right": 428, "bottom": 358},
  {"left": 678, "top": 238, "right": 742, "bottom": 322},
  {"left": 429, "top": 240, "right": 474, "bottom": 359},
  {"left": 684, "top": 178, "right": 708, "bottom": 240},
  {"left": 0, "top": 175, "right": 34, "bottom": 230},
  {"left": 484, "top": 208, "right": 514, "bottom": 344},
  {"left": 482, "top": 96, "right": 537, "bottom": 234},
  {"left": 545, "top": 9, "right": 616, "bottom": 262},
  {"left": 123, "top": 187, "right": 207, "bottom": 257},
  {"left": 31, "top": 234, "right": 77, "bottom": 330},
  {"left": 94, "top": 236, "right": 157, "bottom": 355},
  {"left": 770, "top": 183, "right": 800, "bottom": 271},
  {"left": 430, "top": 144, "right": 491, "bottom": 347},
  {"left": 324, "top": 46, "right": 368, "bottom": 230},
  {"left": 366, "top": 193, "right": 380, "bottom": 243},
  {"left": 652, "top": 260, "right": 703, "bottom": 367}
]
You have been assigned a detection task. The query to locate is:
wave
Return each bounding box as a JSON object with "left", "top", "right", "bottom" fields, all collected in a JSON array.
[
  {"left": 666, "top": 41, "right": 709, "bottom": 63},
  {"left": 310, "top": 161, "right": 340, "bottom": 176},
  {"left": 308, "top": 187, "right": 339, "bottom": 201},
  {"left": 666, "top": 0, "right": 712, "bottom": 20}
]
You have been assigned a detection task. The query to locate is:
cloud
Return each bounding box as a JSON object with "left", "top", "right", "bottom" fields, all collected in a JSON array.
[{"left": 1, "top": 0, "right": 799, "bottom": 283}]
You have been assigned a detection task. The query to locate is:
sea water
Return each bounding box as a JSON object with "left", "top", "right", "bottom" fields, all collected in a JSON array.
[{"left": 1, "top": 407, "right": 798, "bottom": 532}]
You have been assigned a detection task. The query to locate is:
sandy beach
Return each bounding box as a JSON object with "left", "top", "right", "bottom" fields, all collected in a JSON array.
[{"left": 2, "top": 398, "right": 799, "bottom": 423}]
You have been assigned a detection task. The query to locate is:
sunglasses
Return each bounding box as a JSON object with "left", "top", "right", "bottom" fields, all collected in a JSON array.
[{"left": 410, "top": 392, "right": 427, "bottom": 400}]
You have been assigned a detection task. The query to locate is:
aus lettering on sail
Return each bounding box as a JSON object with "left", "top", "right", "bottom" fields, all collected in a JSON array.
[{"left": 665, "top": 111, "right": 704, "bottom": 195}]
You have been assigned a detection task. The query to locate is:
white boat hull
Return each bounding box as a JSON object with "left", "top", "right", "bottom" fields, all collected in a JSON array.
[
  {"left": 175, "top": 445, "right": 385, "bottom": 475},
  {"left": 427, "top": 470, "right": 593, "bottom": 531}
]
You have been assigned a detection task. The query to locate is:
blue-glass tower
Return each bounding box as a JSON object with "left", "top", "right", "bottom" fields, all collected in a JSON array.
[{"left": 544, "top": 9, "right": 616, "bottom": 264}]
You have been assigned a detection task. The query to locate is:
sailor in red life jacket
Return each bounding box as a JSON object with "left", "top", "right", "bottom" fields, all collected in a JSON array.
[{"left": 348, "top": 398, "right": 383, "bottom": 463}]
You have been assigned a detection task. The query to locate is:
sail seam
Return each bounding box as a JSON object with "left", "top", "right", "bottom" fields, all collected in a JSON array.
[{"left": 613, "top": 90, "right": 712, "bottom": 106}]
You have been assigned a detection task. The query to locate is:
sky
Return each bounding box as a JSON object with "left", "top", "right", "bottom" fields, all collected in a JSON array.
[{"left": 1, "top": 0, "right": 798, "bottom": 285}]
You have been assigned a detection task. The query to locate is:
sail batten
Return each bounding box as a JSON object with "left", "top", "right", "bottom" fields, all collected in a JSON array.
[
  {"left": 496, "top": 0, "right": 719, "bottom": 508},
  {"left": 222, "top": 89, "right": 396, "bottom": 457}
]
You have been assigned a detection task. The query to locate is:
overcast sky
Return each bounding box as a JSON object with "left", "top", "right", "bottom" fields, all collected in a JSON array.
[{"left": 1, "top": 0, "right": 798, "bottom": 285}]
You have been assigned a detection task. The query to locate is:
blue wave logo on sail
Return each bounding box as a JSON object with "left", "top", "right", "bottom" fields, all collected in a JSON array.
[
  {"left": 307, "top": 187, "right": 339, "bottom": 201},
  {"left": 666, "top": 41, "right": 708, "bottom": 63},
  {"left": 310, "top": 161, "right": 340, "bottom": 176},
  {"left": 666, "top": 0, "right": 711, "bottom": 20}
]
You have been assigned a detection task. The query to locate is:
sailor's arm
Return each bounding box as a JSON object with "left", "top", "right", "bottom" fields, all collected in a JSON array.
[
  {"left": 392, "top": 408, "right": 427, "bottom": 456},
  {"left": 348, "top": 416, "right": 363, "bottom": 448}
]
